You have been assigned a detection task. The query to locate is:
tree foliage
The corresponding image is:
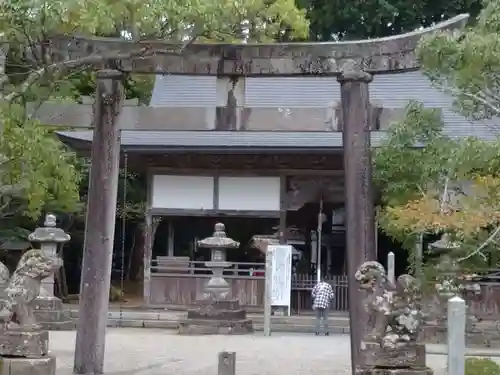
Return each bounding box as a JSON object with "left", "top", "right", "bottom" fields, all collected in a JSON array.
[
  {"left": 0, "top": 104, "right": 81, "bottom": 216},
  {"left": 374, "top": 103, "right": 500, "bottom": 272},
  {"left": 375, "top": 0, "right": 500, "bottom": 272},
  {"left": 0, "top": 0, "right": 308, "bottom": 43},
  {"left": 418, "top": 0, "right": 500, "bottom": 122},
  {"left": 0, "top": 0, "right": 309, "bottom": 248},
  {"left": 298, "top": 0, "right": 481, "bottom": 41}
]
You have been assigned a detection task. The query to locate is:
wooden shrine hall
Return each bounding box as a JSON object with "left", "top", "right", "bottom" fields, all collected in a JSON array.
[{"left": 50, "top": 14, "right": 479, "bottom": 312}]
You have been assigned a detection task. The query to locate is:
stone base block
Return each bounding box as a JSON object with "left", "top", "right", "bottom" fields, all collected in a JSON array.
[
  {"left": 33, "top": 297, "right": 72, "bottom": 331},
  {"left": 178, "top": 319, "right": 254, "bottom": 335},
  {"left": 187, "top": 309, "right": 246, "bottom": 321},
  {"left": 33, "top": 311, "right": 72, "bottom": 331},
  {"left": 37, "top": 320, "right": 74, "bottom": 331},
  {"left": 356, "top": 367, "right": 433, "bottom": 375},
  {"left": 33, "top": 297, "right": 64, "bottom": 311},
  {"left": 360, "top": 342, "right": 426, "bottom": 368},
  {"left": 196, "top": 299, "right": 241, "bottom": 310},
  {"left": 0, "top": 330, "right": 48, "bottom": 358},
  {"left": 0, "top": 355, "right": 55, "bottom": 375},
  {"left": 420, "top": 324, "right": 500, "bottom": 347},
  {"left": 186, "top": 299, "right": 248, "bottom": 321}
]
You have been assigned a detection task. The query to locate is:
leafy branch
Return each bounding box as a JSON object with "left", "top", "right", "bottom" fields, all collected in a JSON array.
[{"left": 375, "top": 102, "right": 500, "bottom": 273}]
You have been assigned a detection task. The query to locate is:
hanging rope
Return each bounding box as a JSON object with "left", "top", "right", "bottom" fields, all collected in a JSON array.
[{"left": 119, "top": 151, "right": 128, "bottom": 325}]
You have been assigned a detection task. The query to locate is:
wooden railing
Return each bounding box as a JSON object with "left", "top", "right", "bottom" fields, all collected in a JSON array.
[
  {"left": 151, "top": 257, "right": 266, "bottom": 277},
  {"left": 148, "top": 256, "right": 500, "bottom": 317},
  {"left": 149, "top": 256, "right": 350, "bottom": 312},
  {"left": 149, "top": 257, "right": 265, "bottom": 307}
]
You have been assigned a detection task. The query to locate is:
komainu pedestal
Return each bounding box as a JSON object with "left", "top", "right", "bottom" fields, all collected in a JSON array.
[
  {"left": 354, "top": 261, "right": 433, "bottom": 375},
  {"left": 357, "top": 342, "right": 432, "bottom": 375},
  {"left": 0, "top": 249, "right": 59, "bottom": 375},
  {"left": 178, "top": 223, "right": 253, "bottom": 335}
]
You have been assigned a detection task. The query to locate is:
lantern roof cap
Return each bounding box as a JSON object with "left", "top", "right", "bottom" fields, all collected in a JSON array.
[{"left": 197, "top": 223, "right": 240, "bottom": 249}]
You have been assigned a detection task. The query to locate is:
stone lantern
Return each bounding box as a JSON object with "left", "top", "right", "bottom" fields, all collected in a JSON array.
[
  {"left": 178, "top": 223, "right": 253, "bottom": 335},
  {"left": 424, "top": 234, "right": 481, "bottom": 343},
  {"left": 28, "top": 213, "right": 73, "bottom": 330},
  {"left": 199, "top": 222, "right": 239, "bottom": 300},
  {"left": 429, "top": 234, "right": 461, "bottom": 299}
]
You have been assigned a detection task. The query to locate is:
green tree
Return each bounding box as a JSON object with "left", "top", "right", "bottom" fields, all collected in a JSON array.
[
  {"left": 374, "top": 104, "right": 500, "bottom": 277},
  {"left": 0, "top": 0, "right": 309, "bottom": 286},
  {"left": 374, "top": 0, "right": 500, "bottom": 274},
  {"left": 418, "top": 0, "right": 500, "bottom": 123},
  {"left": 0, "top": 0, "right": 308, "bottom": 44},
  {"left": 299, "top": 0, "right": 481, "bottom": 41},
  {"left": 0, "top": 0, "right": 309, "bottom": 207},
  {"left": 1, "top": 0, "right": 309, "bottom": 103}
]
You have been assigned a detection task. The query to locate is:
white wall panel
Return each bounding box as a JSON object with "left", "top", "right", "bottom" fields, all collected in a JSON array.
[
  {"left": 152, "top": 175, "right": 214, "bottom": 210},
  {"left": 218, "top": 177, "right": 280, "bottom": 211},
  {"left": 149, "top": 75, "right": 217, "bottom": 107},
  {"left": 245, "top": 77, "right": 339, "bottom": 107}
]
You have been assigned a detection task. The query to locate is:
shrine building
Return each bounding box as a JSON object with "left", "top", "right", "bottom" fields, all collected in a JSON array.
[{"left": 46, "top": 14, "right": 490, "bottom": 312}]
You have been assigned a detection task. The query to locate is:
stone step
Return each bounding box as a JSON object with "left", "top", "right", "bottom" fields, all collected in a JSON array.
[
  {"left": 68, "top": 309, "right": 350, "bottom": 327},
  {"left": 104, "top": 319, "right": 350, "bottom": 333},
  {"left": 66, "top": 309, "right": 350, "bottom": 333},
  {"left": 67, "top": 309, "right": 349, "bottom": 332},
  {"left": 63, "top": 317, "right": 350, "bottom": 333}
]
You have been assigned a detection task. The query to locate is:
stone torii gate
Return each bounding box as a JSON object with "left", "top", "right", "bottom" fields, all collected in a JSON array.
[{"left": 48, "top": 14, "right": 468, "bottom": 374}]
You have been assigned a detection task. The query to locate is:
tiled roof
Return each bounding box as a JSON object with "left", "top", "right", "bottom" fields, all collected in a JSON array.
[{"left": 57, "top": 130, "right": 387, "bottom": 151}]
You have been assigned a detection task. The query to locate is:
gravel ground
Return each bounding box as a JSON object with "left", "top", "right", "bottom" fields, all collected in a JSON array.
[{"left": 50, "top": 329, "right": 496, "bottom": 375}]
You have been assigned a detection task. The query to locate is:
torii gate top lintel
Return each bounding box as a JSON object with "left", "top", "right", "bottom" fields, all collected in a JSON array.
[{"left": 49, "top": 14, "right": 468, "bottom": 76}]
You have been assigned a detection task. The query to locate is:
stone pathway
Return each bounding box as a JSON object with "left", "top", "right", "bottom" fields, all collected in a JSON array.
[{"left": 50, "top": 329, "right": 500, "bottom": 375}]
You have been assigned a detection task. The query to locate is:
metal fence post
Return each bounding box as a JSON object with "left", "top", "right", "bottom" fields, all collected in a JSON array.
[
  {"left": 218, "top": 352, "right": 236, "bottom": 375},
  {"left": 415, "top": 234, "right": 423, "bottom": 278},
  {"left": 447, "top": 296, "right": 466, "bottom": 375},
  {"left": 263, "top": 248, "right": 273, "bottom": 336}
]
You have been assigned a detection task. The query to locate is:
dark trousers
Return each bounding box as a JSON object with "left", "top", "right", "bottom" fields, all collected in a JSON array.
[{"left": 314, "top": 307, "right": 329, "bottom": 333}]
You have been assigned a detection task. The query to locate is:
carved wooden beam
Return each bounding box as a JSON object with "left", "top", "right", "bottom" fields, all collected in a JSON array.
[{"left": 47, "top": 14, "right": 468, "bottom": 75}]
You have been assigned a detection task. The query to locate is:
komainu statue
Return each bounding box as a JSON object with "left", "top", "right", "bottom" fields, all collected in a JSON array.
[
  {"left": 0, "top": 249, "right": 56, "bottom": 330},
  {"left": 355, "top": 261, "right": 422, "bottom": 349}
]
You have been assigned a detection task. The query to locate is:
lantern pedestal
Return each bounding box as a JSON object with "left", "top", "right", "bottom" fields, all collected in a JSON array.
[
  {"left": 178, "top": 300, "right": 253, "bottom": 335},
  {"left": 177, "top": 223, "right": 254, "bottom": 335}
]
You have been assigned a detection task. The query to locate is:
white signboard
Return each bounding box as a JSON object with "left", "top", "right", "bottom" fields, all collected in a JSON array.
[{"left": 269, "top": 245, "right": 292, "bottom": 307}]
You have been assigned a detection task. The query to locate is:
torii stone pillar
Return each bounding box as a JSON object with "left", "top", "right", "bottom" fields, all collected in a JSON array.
[
  {"left": 29, "top": 213, "right": 73, "bottom": 330},
  {"left": 74, "top": 70, "right": 123, "bottom": 375},
  {"left": 338, "top": 61, "right": 376, "bottom": 371}
]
